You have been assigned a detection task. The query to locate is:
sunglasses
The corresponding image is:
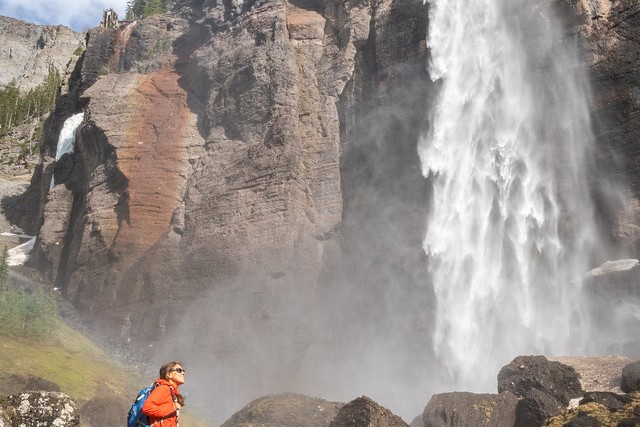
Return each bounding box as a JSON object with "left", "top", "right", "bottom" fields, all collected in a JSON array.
[{"left": 171, "top": 368, "right": 186, "bottom": 374}]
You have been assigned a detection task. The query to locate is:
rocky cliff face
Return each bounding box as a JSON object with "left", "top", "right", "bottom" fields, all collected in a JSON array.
[
  {"left": 572, "top": 0, "right": 640, "bottom": 250},
  {"left": 5, "top": 0, "right": 640, "bottom": 420},
  {"left": 0, "top": 16, "right": 84, "bottom": 90},
  {"left": 4, "top": 0, "right": 435, "bottom": 415},
  {"left": 0, "top": 16, "right": 85, "bottom": 177},
  {"left": 19, "top": 0, "right": 433, "bottom": 343}
]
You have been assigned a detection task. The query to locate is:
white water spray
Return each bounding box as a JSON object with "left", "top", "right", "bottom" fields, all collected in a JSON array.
[{"left": 419, "top": 0, "right": 599, "bottom": 390}]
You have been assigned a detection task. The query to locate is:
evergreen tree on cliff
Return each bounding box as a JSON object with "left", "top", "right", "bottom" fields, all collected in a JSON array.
[{"left": 126, "top": 0, "right": 176, "bottom": 18}]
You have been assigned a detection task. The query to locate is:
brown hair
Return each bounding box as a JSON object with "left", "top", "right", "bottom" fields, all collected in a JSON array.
[{"left": 159, "top": 361, "right": 183, "bottom": 380}]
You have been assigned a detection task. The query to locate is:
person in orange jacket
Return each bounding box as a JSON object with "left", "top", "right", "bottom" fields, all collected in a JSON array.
[{"left": 142, "top": 361, "right": 186, "bottom": 427}]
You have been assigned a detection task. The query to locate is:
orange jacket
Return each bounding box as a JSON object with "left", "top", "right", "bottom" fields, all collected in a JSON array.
[{"left": 141, "top": 379, "right": 180, "bottom": 427}]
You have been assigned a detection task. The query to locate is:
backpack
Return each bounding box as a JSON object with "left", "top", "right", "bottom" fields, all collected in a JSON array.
[
  {"left": 127, "top": 382, "right": 178, "bottom": 427},
  {"left": 127, "top": 382, "right": 157, "bottom": 427}
]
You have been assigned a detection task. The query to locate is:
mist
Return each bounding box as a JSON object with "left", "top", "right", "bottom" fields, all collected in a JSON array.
[{"left": 144, "top": 0, "right": 640, "bottom": 424}]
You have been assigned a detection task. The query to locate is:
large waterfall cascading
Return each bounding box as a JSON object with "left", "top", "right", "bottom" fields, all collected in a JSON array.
[{"left": 419, "top": 0, "right": 599, "bottom": 390}]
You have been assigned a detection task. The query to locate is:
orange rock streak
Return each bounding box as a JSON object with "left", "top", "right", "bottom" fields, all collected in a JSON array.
[{"left": 114, "top": 71, "right": 187, "bottom": 258}]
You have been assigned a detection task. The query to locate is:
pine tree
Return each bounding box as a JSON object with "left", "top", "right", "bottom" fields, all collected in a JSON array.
[
  {"left": 131, "top": 0, "right": 147, "bottom": 18},
  {"left": 0, "top": 66, "right": 60, "bottom": 136},
  {"left": 0, "top": 81, "right": 19, "bottom": 132},
  {"left": 144, "top": 0, "right": 164, "bottom": 16},
  {"left": 126, "top": 0, "right": 137, "bottom": 19}
]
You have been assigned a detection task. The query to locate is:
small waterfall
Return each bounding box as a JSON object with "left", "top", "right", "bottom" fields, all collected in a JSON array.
[
  {"left": 419, "top": 0, "right": 599, "bottom": 390},
  {"left": 110, "top": 21, "right": 137, "bottom": 73},
  {"left": 50, "top": 112, "right": 84, "bottom": 189},
  {"left": 7, "top": 237, "right": 36, "bottom": 266}
]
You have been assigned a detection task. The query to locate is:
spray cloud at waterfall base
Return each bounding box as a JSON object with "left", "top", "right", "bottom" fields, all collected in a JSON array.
[{"left": 137, "top": 0, "right": 639, "bottom": 422}]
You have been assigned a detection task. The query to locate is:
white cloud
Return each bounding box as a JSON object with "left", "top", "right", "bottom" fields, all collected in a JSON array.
[{"left": 0, "top": 0, "right": 129, "bottom": 32}]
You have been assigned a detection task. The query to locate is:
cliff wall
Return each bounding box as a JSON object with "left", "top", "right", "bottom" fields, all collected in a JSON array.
[
  {"left": 575, "top": 0, "right": 640, "bottom": 250},
  {"left": 0, "top": 16, "right": 84, "bottom": 90},
  {"left": 3, "top": 0, "right": 640, "bottom": 417}
]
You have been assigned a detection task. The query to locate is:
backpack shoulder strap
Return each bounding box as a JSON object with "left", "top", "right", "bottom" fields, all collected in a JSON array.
[
  {"left": 168, "top": 385, "right": 177, "bottom": 403},
  {"left": 167, "top": 385, "right": 179, "bottom": 426}
]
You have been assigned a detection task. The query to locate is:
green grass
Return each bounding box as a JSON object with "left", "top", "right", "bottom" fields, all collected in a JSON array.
[
  {"left": 0, "top": 320, "right": 142, "bottom": 403},
  {"left": 544, "top": 395, "right": 640, "bottom": 427},
  {"left": 0, "top": 320, "right": 213, "bottom": 425}
]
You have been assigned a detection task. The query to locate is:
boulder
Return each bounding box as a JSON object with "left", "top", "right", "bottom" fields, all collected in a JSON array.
[
  {"left": 79, "top": 395, "right": 129, "bottom": 427},
  {"left": 0, "top": 374, "right": 60, "bottom": 398},
  {"left": 619, "top": 416, "right": 640, "bottom": 427},
  {"left": 220, "top": 393, "right": 344, "bottom": 427},
  {"left": 579, "top": 391, "right": 633, "bottom": 412},
  {"left": 423, "top": 391, "right": 518, "bottom": 427},
  {"left": 513, "top": 387, "right": 564, "bottom": 427},
  {"left": 329, "top": 395, "right": 408, "bottom": 427},
  {"left": 497, "top": 355, "right": 583, "bottom": 405},
  {"left": 621, "top": 361, "right": 640, "bottom": 393},
  {"left": 1, "top": 391, "right": 79, "bottom": 426}
]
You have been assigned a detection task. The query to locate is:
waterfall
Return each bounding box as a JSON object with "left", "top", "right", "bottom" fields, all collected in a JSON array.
[
  {"left": 109, "top": 21, "right": 137, "bottom": 73},
  {"left": 419, "top": 0, "right": 599, "bottom": 390},
  {"left": 50, "top": 112, "right": 84, "bottom": 189}
]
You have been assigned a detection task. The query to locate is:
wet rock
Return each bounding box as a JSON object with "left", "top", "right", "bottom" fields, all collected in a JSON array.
[
  {"left": 423, "top": 391, "right": 518, "bottom": 427},
  {"left": 618, "top": 416, "right": 640, "bottom": 427},
  {"left": 329, "top": 395, "right": 408, "bottom": 427},
  {"left": 221, "top": 393, "right": 343, "bottom": 427},
  {"left": 621, "top": 361, "right": 640, "bottom": 393},
  {"left": 497, "top": 355, "right": 583, "bottom": 405},
  {"left": 579, "top": 391, "right": 633, "bottom": 412},
  {"left": 514, "top": 387, "right": 564, "bottom": 427}
]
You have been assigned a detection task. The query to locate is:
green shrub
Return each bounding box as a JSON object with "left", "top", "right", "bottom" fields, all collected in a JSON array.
[
  {"left": 73, "top": 43, "right": 85, "bottom": 56},
  {"left": 126, "top": 0, "right": 178, "bottom": 19},
  {"left": 0, "top": 247, "right": 57, "bottom": 341}
]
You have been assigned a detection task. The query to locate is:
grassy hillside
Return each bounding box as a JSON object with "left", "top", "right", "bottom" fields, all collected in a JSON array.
[
  {"left": 0, "top": 308, "right": 212, "bottom": 426},
  {"left": 0, "top": 271, "right": 211, "bottom": 426},
  {"left": 0, "top": 321, "right": 142, "bottom": 401}
]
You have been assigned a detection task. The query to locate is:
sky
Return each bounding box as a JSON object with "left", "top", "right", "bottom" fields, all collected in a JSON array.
[{"left": 0, "top": 0, "right": 129, "bottom": 32}]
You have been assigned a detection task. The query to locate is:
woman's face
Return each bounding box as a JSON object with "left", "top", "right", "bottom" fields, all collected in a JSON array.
[{"left": 167, "top": 364, "right": 186, "bottom": 385}]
